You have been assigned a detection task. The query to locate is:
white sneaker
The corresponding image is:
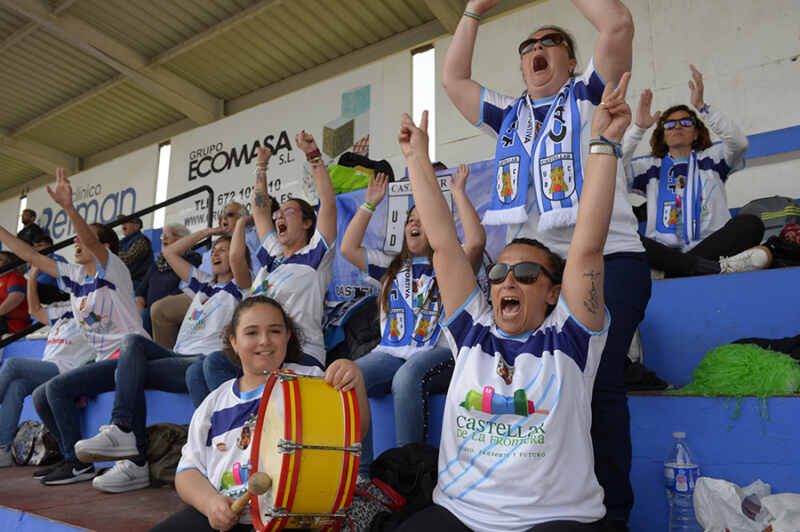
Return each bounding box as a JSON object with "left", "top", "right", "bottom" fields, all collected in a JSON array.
[
  {"left": 719, "top": 246, "right": 773, "bottom": 274},
  {"left": 75, "top": 424, "right": 138, "bottom": 463},
  {"left": 92, "top": 460, "right": 150, "bottom": 493}
]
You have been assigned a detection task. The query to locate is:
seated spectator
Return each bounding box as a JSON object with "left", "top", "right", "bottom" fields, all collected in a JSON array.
[
  {"left": 0, "top": 251, "right": 30, "bottom": 336},
  {"left": 0, "top": 266, "right": 94, "bottom": 468},
  {"left": 149, "top": 202, "right": 258, "bottom": 350},
  {"left": 31, "top": 235, "right": 69, "bottom": 304},
  {"left": 0, "top": 168, "right": 148, "bottom": 486},
  {"left": 186, "top": 132, "right": 336, "bottom": 404},
  {"left": 74, "top": 227, "right": 244, "bottom": 493},
  {"left": 135, "top": 223, "right": 201, "bottom": 334},
  {"left": 623, "top": 66, "right": 770, "bottom": 278},
  {"left": 16, "top": 209, "right": 46, "bottom": 245},
  {"left": 340, "top": 166, "right": 485, "bottom": 478},
  {"left": 117, "top": 215, "right": 154, "bottom": 292},
  {"left": 393, "top": 75, "right": 628, "bottom": 530},
  {"left": 149, "top": 296, "right": 369, "bottom": 532}
]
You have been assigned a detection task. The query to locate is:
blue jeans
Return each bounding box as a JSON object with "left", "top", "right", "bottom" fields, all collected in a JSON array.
[
  {"left": 34, "top": 360, "right": 118, "bottom": 462},
  {"left": 0, "top": 359, "right": 59, "bottom": 448},
  {"left": 111, "top": 334, "right": 201, "bottom": 459},
  {"left": 592, "top": 253, "right": 652, "bottom": 523},
  {"left": 185, "top": 351, "right": 242, "bottom": 407},
  {"left": 356, "top": 346, "right": 454, "bottom": 475}
]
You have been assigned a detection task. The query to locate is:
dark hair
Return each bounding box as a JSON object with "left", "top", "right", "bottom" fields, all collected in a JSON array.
[
  {"left": 0, "top": 251, "right": 17, "bottom": 266},
  {"left": 222, "top": 296, "right": 303, "bottom": 368},
  {"left": 432, "top": 161, "right": 448, "bottom": 171},
  {"left": 90, "top": 223, "right": 119, "bottom": 254},
  {"left": 22, "top": 209, "right": 36, "bottom": 219},
  {"left": 34, "top": 235, "right": 54, "bottom": 247},
  {"left": 529, "top": 25, "right": 578, "bottom": 74},
  {"left": 378, "top": 206, "right": 437, "bottom": 314},
  {"left": 650, "top": 105, "right": 713, "bottom": 158},
  {"left": 506, "top": 238, "right": 564, "bottom": 283},
  {"left": 212, "top": 234, "right": 251, "bottom": 273},
  {"left": 268, "top": 195, "right": 280, "bottom": 214},
  {"left": 284, "top": 198, "right": 317, "bottom": 244}
]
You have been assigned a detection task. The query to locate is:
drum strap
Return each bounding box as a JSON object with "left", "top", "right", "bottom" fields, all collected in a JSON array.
[{"left": 355, "top": 478, "right": 406, "bottom": 512}]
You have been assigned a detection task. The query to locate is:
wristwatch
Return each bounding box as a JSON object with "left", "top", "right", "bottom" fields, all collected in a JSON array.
[{"left": 588, "top": 142, "right": 617, "bottom": 157}]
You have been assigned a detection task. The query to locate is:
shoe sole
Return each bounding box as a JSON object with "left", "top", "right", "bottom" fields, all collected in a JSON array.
[
  {"left": 92, "top": 478, "right": 150, "bottom": 493},
  {"left": 42, "top": 471, "right": 97, "bottom": 486},
  {"left": 75, "top": 445, "right": 139, "bottom": 463}
]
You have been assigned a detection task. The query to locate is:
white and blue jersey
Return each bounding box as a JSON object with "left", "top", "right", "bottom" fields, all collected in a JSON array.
[
  {"left": 364, "top": 250, "right": 445, "bottom": 360},
  {"left": 175, "top": 269, "right": 244, "bottom": 355},
  {"left": 477, "top": 58, "right": 642, "bottom": 257},
  {"left": 623, "top": 105, "right": 748, "bottom": 248},
  {"left": 434, "top": 291, "right": 610, "bottom": 531},
  {"left": 56, "top": 253, "right": 148, "bottom": 360},
  {"left": 177, "top": 363, "right": 323, "bottom": 524},
  {"left": 42, "top": 303, "right": 95, "bottom": 373},
  {"left": 248, "top": 229, "right": 335, "bottom": 364}
]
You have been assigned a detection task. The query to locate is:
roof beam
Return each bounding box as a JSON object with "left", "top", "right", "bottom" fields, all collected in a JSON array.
[
  {"left": 0, "top": 0, "right": 75, "bottom": 54},
  {"left": 0, "top": 128, "right": 78, "bottom": 174},
  {"left": 423, "top": 0, "right": 462, "bottom": 34},
  {"left": 0, "top": 0, "right": 223, "bottom": 125}
]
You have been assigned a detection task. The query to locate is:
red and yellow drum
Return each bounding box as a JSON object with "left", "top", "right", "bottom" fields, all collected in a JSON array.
[{"left": 249, "top": 370, "right": 361, "bottom": 531}]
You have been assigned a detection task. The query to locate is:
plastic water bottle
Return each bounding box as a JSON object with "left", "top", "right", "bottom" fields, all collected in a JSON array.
[{"left": 664, "top": 432, "right": 701, "bottom": 532}]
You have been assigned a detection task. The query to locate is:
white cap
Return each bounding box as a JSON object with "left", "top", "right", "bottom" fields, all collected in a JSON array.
[{"left": 673, "top": 431, "right": 686, "bottom": 438}]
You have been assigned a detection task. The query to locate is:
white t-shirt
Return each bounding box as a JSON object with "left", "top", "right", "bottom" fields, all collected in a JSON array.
[
  {"left": 176, "top": 363, "right": 324, "bottom": 524},
  {"left": 56, "top": 253, "right": 148, "bottom": 360},
  {"left": 477, "top": 58, "right": 643, "bottom": 258},
  {"left": 364, "top": 250, "right": 446, "bottom": 360},
  {"left": 41, "top": 303, "right": 96, "bottom": 373},
  {"left": 248, "top": 229, "right": 335, "bottom": 364},
  {"left": 434, "top": 290, "right": 610, "bottom": 531},
  {"left": 623, "top": 105, "right": 748, "bottom": 250},
  {"left": 174, "top": 268, "right": 244, "bottom": 355}
]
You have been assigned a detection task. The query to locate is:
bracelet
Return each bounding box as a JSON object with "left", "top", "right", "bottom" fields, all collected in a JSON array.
[
  {"left": 463, "top": 10, "right": 481, "bottom": 21},
  {"left": 305, "top": 148, "right": 321, "bottom": 161},
  {"left": 589, "top": 136, "right": 622, "bottom": 158},
  {"left": 361, "top": 201, "right": 376, "bottom": 213},
  {"left": 699, "top": 103, "right": 710, "bottom": 114}
]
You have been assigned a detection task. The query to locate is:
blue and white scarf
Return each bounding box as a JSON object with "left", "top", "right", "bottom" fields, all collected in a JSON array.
[
  {"left": 655, "top": 152, "right": 703, "bottom": 249},
  {"left": 382, "top": 259, "right": 441, "bottom": 349},
  {"left": 483, "top": 81, "right": 584, "bottom": 230}
]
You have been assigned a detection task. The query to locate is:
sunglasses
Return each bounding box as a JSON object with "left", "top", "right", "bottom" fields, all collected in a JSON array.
[
  {"left": 487, "top": 261, "right": 559, "bottom": 285},
  {"left": 518, "top": 33, "right": 566, "bottom": 56},
  {"left": 272, "top": 206, "right": 297, "bottom": 221},
  {"left": 663, "top": 118, "right": 695, "bottom": 130}
]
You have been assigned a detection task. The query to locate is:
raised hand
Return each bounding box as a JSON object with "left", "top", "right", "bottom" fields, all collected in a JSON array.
[
  {"left": 592, "top": 72, "right": 632, "bottom": 143},
  {"left": 452, "top": 164, "right": 470, "bottom": 192},
  {"left": 398, "top": 111, "right": 430, "bottom": 160},
  {"left": 364, "top": 172, "right": 389, "bottom": 206},
  {"left": 46, "top": 168, "right": 74, "bottom": 210},
  {"left": 688, "top": 64, "right": 705, "bottom": 110},
  {"left": 465, "top": 0, "right": 498, "bottom": 15},
  {"left": 294, "top": 130, "right": 319, "bottom": 155},
  {"left": 635, "top": 89, "right": 661, "bottom": 129},
  {"left": 209, "top": 225, "right": 228, "bottom": 237},
  {"left": 255, "top": 146, "right": 272, "bottom": 167}
]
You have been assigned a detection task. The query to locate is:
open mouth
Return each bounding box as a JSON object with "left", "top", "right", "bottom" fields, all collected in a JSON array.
[
  {"left": 277, "top": 222, "right": 287, "bottom": 235},
  {"left": 533, "top": 55, "right": 548, "bottom": 73},
  {"left": 212, "top": 257, "right": 223, "bottom": 266},
  {"left": 409, "top": 227, "right": 421, "bottom": 237},
  {"left": 500, "top": 296, "right": 521, "bottom": 319}
]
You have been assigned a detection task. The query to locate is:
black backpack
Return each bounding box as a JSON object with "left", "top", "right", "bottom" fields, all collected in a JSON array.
[{"left": 12, "top": 420, "right": 61, "bottom": 466}]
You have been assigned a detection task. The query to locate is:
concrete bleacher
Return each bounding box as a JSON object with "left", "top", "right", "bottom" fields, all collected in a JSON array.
[{"left": 3, "top": 270, "right": 798, "bottom": 531}]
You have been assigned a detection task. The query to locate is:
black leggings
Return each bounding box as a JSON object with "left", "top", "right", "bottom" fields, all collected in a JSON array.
[
  {"left": 642, "top": 214, "right": 764, "bottom": 277},
  {"left": 149, "top": 506, "right": 252, "bottom": 532},
  {"left": 394, "top": 504, "right": 606, "bottom": 532}
]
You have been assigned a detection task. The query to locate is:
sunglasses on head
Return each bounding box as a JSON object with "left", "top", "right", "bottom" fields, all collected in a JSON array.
[
  {"left": 663, "top": 118, "right": 695, "bottom": 130},
  {"left": 487, "top": 261, "right": 558, "bottom": 285},
  {"left": 518, "top": 33, "right": 566, "bottom": 56}
]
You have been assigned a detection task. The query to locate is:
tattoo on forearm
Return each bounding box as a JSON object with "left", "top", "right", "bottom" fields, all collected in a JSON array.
[
  {"left": 582, "top": 270, "right": 601, "bottom": 315},
  {"left": 254, "top": 191, "right": 267, "bottom": 208}
]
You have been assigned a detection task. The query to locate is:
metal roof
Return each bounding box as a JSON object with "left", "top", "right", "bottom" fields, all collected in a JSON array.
[{"left": 0, "top": 0, "right": 528, "bottom": 199}]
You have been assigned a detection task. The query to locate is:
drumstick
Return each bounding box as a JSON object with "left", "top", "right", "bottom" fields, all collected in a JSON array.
[{"left": 230, "top": 472, "right": 272, "bottom": 514}]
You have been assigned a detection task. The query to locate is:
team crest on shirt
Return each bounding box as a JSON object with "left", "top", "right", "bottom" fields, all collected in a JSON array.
[
  {"left": 540, "top": 153, "right": 576, "bottom": 201},
  {"left": 496, "top": 357, "right": 514, "bottom": 385},
  {"left": 496, "top": 156, "right": 520, "bottom": 204},
  {"left": 412, "top": 307, "right": 438, "bottom": 343},
  {"left": 77, "top": 306, "right": 110, "bottom": 333}
]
